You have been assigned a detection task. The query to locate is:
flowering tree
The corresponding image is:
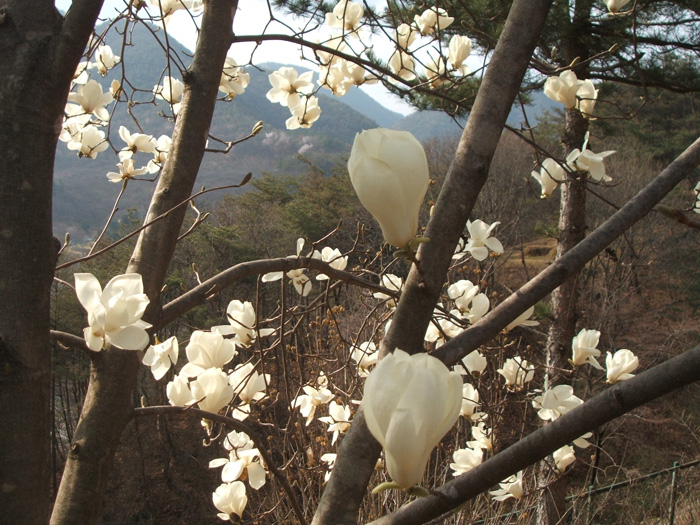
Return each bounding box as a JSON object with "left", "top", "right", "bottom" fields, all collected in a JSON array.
[{"left": 1, "top": 1, "right": 700, "bottom": 524}]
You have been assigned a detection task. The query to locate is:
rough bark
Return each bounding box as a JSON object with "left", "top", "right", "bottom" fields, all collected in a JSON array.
[
  {"left": 311, "top": 0, "right": 555, "bottom": 523},
  {"left": 537, "top": 108, "right": 589, "bottom": 525},
  {"left": 0, "top": 1, "right": 103, "bottom": 522},
  {"left": 50, "top": 1, "right": 237, "bottom": 523}
]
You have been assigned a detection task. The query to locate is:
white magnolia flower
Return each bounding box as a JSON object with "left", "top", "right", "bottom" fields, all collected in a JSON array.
[
  {"left": 566, "top": 132, "right": 616, "bottom": 182},
  {"left": 348, "top": 128, "right": 429, "bottom": 248},
  {"left": 325, "top": 0, "right": 364, "bottom": 35},
  {"left": 425, "top": 55, "right": 447, "bottom": 88},
  {"left": 66, "top": 79, "right": 114, "bottom": 123},
  {"left": 363, "top": 349, "right": 462, "bottom": 488},
  {"left": 425, "top": 309, "right": 465, "bottom": 346},
  {"left": 179, "top": 330, "right": 236, "bottom": 378},
  {"left": 147, "top": 0, "right": 203, "bottom": 28},
  {"left": 212, "top": 481, "right": 247, "bottom": 521},
  {"left": 66, "top": 125, "right": 109, "bottom": 159},
  {"left": 166, "top": 373, "right": 195, "bottom": 406},
  {"left": 464, "top": 293, "right": 490, "bottom": 324},
  {"left": 219, "top": 57, "right": 250, "bottom": 100},
  {"left": 571, "top": 328, "right": 604, "bottom": 369},
  {"left": 453, "top": 350, "right": 488, "bottom": 377},
  {"left": 467, "top": 422, "right": 493, "bottom": 452},
  {"left": 292, "top": 379, "right": 334, "bottom": 426},
  {"left": 505, "top": 305, "right": 539, "bottom": 331},
  {"left": 106, "top": 157, "right": 149, "bottom": 183},
  {"left": 75, "top": 273, "right": 151, "bottom": 352},
  {"left": 118, "top": 126, "right": 156, "bottom": 159},
  {"left": 531, "top": 158, "right": 566, "bottom": 198},
  {"left": 460, "top": 382, "right": 481, "bottom": 419},
  {"left": 465, "top": 220, "right": 504, "bottom": 261},
  {"left": 191, "top": 368, "right": 234, "bottom": 415},
  {"left": 373, "top": 274, "right": 403, "bottom": 308},
  {"left": 319, "top": 401, "right": 352, "bottom": 445},
  {"left": 553, "top": 445, "right": 576, "bottom": 472},
  {"left": 210, "top": 434, "right": 266, "bottom": 490},
  {"left": 448, "top": 35, "right": 472, "bottom": 74},
  {"left": 320, "top": 453, "right": 337, "bottom": 482},
  {"left": 316, "top": 247, "right": 348, "bottom": 280},
  {"left": 266, "top": 67, "right": 314, "bottom": 108},
  {"left": 153, "top": 76, "right": 184, "bottom": 114},
  {"left": 532, "top": 384, "right": 583, "bottom": 421},
  {"left": 576, "top": 79, "right": 598, "bottom": 119},
  {"left": 228, "top": 363, "right": 270, "bottom": 404},
  {"left": 73, "top": 61, "right": 90, "bottom": 85},
  {"left": 450, "top": 446, "right": 483, "bottom": 476},
  {"left": 490, "top": 471, "right": 524, "bottom": 501},
  {"left": 544, "top": 70, "right": 582, "bottom": 108},
  {"left": 395, "top": 22, "right": 417, "bottom": 50},
  {"left": 414, "top": 7, "right": 454, "bottom": 35},
  {"left": 91, "top": 45, "right": 120, "bottom": 76},
  {"left": 448, "top": 279, "right": 480, "bottom": 312},
  {"left": 497, "top": 356, "right": 535, "bottom": 391},
  {"left": 606, "top": 349, "right": 638, "bottom": 383},
  {"left": 147, "top": 134, "right": 171, "bottom": 173},
  {"left": 694, "top": 182, "right": 700, "bottom": 213},
  {"left": 388, "top": 50, "right": 417, "bottom": 81},
  {"left": 142, "top": 336, "right": 179, "bottom": 380},
  {"left": 286, "top": 96, "right": 322, "bottom": 130},
  {"left": 349, "top": 341, "right": 379, "bottom": 377},
  {"left": 605, "top": 0, "right": 632, "bottom": 13},
  {"left": 213, "top": 300, "right": 275, "bottom": 348}
]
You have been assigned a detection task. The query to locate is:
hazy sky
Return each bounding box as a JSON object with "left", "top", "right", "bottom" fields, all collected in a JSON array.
[{"left": 55, "top": 0, "right": 416, "bottom": 115}]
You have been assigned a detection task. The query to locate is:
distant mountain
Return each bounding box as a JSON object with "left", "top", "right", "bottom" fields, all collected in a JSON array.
[
  {"left": 392, "top": 90, "right": 559, "bottom": 142},
  {"left": 53, "top": 27, "right": 382, "bottom": 239}
]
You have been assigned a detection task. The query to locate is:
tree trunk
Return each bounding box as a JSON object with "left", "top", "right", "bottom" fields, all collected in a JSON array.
[
  {"left": 51, "top": 1, "right": 237, "bottom": 523},
  {"left": 0, "top": 1, "right": 101, "bottom": 522},
  {"left": 537, "top": 109, "right": 589, "bottom": 525}
]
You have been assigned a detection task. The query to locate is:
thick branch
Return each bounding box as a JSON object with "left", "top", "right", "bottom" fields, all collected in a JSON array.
[
  {"left": 51, "top": 2, "right": 239, "bottom": 523},
  {"left": 369, "top": 345, "right": 700, "bottom": 524}
]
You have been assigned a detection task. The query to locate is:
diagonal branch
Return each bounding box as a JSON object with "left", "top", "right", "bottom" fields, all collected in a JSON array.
[{"left": 433, "top": 136, "right": 700, "bottom": 368}]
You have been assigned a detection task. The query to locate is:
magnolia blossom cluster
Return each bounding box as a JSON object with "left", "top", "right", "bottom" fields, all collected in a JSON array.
[
  {"left": 544, "top": 70, "right": 599, "bottom": 119},
  {"left": 388, "top": 7, "right": 473, "bottom": 86},
  {"left": 162, "top": 301, "right": 273, "bottom": 426},
  {"left": 531, "top": 132, "right": 615, "bottom": 197},
  {"left": 694, "top": 182, "right": 700, "bottom": 213}
]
